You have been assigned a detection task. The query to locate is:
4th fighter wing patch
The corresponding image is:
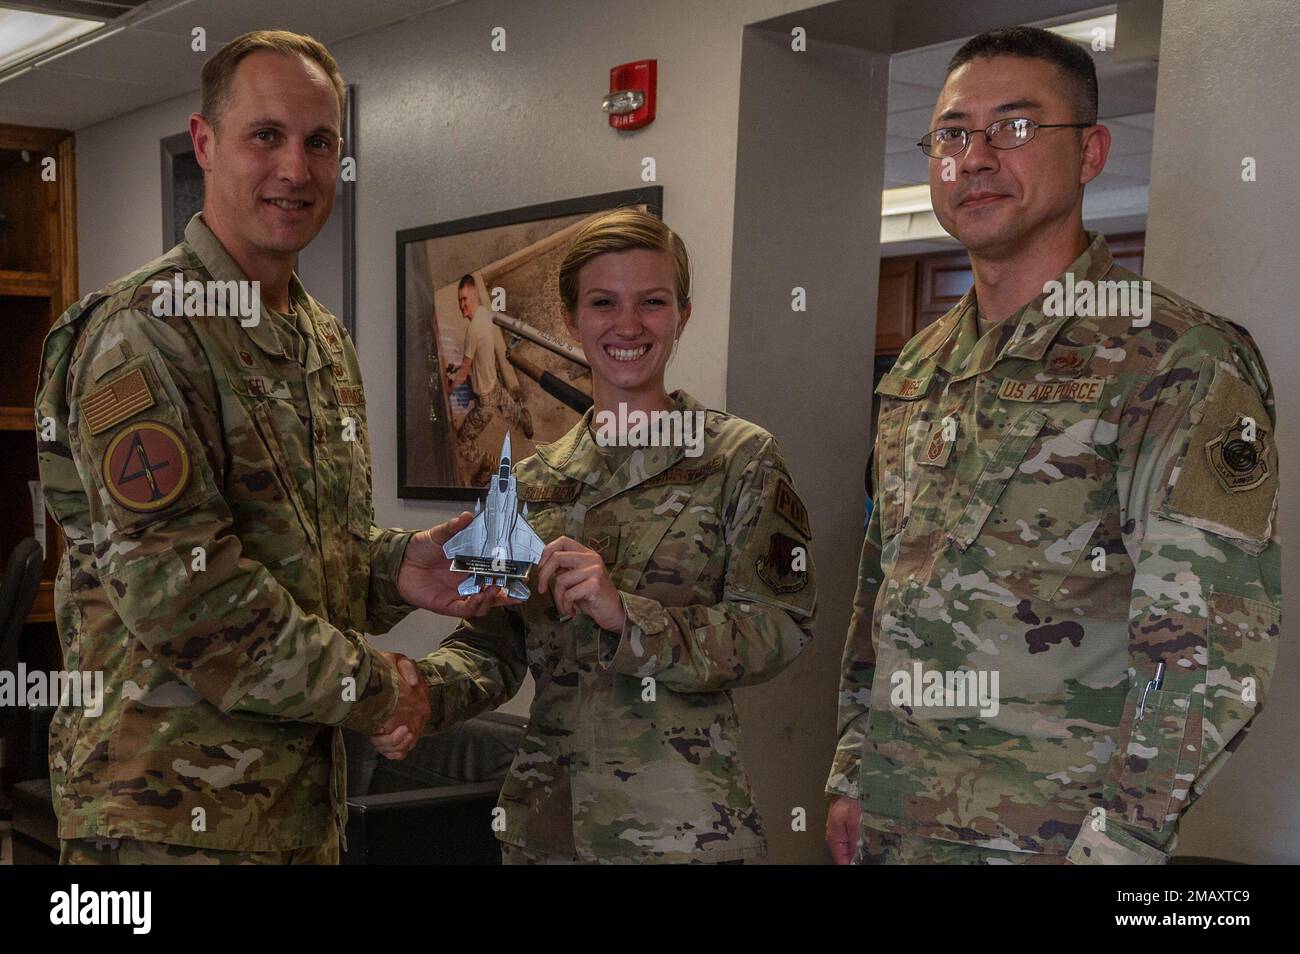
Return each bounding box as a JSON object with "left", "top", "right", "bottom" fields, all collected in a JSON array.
[{"left": 102, "top": 421, "right": 191, "bottom": 512}]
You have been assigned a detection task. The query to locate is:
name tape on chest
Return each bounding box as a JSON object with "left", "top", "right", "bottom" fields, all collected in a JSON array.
[
  {"left": 896, "top": 375, "right": 929, "bottom": 398},
  {"left": 518, "top": 482, "right": 581, "bottom": 503},
  {"left": 335, "top": 384, "right": 365, "bottom": 406},
  {"left": 239, "top": 375, "right": 292, "bottom": 400},
  {"left": 82, "top": 368, "right": 155, "bottom": 435},
  {"left": 998, "top": 376, "right": 1105, "bottom": 404}
]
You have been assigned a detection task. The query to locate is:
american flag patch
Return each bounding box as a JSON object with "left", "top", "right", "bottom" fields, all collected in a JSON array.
[{"left": 82, "top": 368, "right": 155, "bottom": 435}]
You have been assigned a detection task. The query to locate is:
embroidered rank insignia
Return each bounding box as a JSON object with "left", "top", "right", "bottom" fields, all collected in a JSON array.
[
  {"left": 331, "top": 362, "right": 347, "bottom": 379},
  {"left": 102, "top": 420, "right": 190, "bottom": 512},
  {"left": 754, "top": 531, "right": 809, "bottom": 593},
  {"left": 585, "top": 529, "right": 620, "bottom": 563},
  {"left": 918, "top": 421, "right": 954, "bottom": 468},
  {"left": 773, "top": 477, "right": 812, "bottom": 538},
  {"left": 319, "top": 323, "right": 345, "bottom": 354},
  {"left": 1207, "top": 418, "right": 1271, "bottom": 492},
  {"left": 1045, "top": 345, "right": 1094, "bottom": 376},
  {"left": 519, "top": 482, "right": 581, "bottom": 503},
  {"left": 82, "top": 368, "right": 155, "bottom": 435}
]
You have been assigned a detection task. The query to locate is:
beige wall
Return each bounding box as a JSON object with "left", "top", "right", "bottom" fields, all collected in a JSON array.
[{"left": 1142, "top": 0, "right": 1299, "bottom": 864}]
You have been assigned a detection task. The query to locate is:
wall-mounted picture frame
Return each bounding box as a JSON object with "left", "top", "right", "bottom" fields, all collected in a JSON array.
[{"left": 396, "top": 186, "right": 663, "bottom": 500}]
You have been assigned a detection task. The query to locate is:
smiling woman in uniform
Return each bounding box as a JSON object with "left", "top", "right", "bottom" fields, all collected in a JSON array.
[{"left": 375, "top": 208, "right": 818, "bottom": 864}]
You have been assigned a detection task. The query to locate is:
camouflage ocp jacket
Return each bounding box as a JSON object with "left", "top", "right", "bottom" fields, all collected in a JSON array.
[
  {"left": 34, "top": 214, "right": 412, "bottom": 852},
  {"left": 826, "top": 233, "right": 1281, "bottom": 864},
  {"left": 416, "top": 391, "right": 817, "bottom": 862}
]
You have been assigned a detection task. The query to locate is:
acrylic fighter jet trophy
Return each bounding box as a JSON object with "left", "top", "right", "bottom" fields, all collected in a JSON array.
[{"left": 442, "top": 434, "right": 546, "bottom": 600}]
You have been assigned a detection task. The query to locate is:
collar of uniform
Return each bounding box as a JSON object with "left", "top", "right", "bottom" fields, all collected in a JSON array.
[
  {"left": 949, "top": 230, "right": 1113, "bottom": 381},
  {"left": 535, "top": 389, "right": 699, "bottom": 494},
  {"left": 916, "top": 290, "right": 979, "bottom": 376},
  {"left": 183, "top": 212, "right": 294, "bottom": 361}
]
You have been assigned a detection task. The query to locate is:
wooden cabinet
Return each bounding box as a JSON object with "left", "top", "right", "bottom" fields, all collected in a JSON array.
[
  {"left": 875, "top": 257, "right": 916, "bottom": 353},
  {"left": 0, "top": 123, "right": 76, "bottom": 626},
  {"left": 876, "top": 233, "right": 1145, "bottom": 356},
  {"left": 874, "top": 250, "right": 971, "bottom": 356},
  {"left": 0, "top": 123, "right": 75, "bottom": 790}
]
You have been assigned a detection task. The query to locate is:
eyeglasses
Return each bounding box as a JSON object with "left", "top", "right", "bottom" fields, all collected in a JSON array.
[{"left": 918, "top": 118, "right": 1093, "bottom": 158}]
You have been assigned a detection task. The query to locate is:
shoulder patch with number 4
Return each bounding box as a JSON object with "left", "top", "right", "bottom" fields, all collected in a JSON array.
[{"left": 102, "top": 420, "right": 191, "bottom": 512}]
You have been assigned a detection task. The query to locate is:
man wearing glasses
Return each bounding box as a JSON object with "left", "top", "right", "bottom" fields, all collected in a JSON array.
[{"left": 825, "top": 26, "right": 1280, "bottom": 864}]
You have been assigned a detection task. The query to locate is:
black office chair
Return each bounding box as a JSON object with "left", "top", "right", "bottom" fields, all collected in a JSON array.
[
  {"left": 0, "top": 538, "right": 45, "bottom": 857},
  {"left": 0, "top": 539, "right": 44, "bottom": 680}
]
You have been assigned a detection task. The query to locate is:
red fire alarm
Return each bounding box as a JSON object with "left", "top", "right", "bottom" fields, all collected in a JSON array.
[{"left": 604, "top": 59, "right": 656, "bottom": 130}]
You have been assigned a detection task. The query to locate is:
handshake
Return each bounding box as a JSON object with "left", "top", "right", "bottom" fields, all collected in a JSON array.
[
  {"left": 370, "top": 652, "right": 432, "bottom": 760},
  {"left": 368, "top": 511, "right": 518, "bottom": 760},
  {"left": 369, "top": 508, "right": 629, "bottom": 760}
]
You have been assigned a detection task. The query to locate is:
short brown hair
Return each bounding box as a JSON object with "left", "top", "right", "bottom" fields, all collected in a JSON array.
[
  {"left": 558, "top": 208, "right": 691, "bottom": 314},
  {"left": 200, "top": 30, "right": 345, "bottom": 130}
]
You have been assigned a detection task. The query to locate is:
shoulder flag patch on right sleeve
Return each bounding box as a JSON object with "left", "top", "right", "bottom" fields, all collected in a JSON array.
[{"left": 83, "top": 367, "right": 155, "bottom": 435}]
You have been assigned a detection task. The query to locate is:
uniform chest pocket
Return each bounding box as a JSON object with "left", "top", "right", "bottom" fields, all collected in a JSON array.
[
  {"left": 874, "top": 401, "right": 914, "bottom": 540},
  {"left": 341, "top": 405, "right": 372, "bottom": 538},
  {"left": 947, "top": 408, "right": 1114, "bottom": 602},
  {"left": 225, "top": 371, "right": 317, "bottom": 546}
]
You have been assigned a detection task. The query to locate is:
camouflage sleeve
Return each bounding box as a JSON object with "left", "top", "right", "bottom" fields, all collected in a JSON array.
[
  {"left": 414, "top": 605, "right": 530, "bottom": 733},
  {"left": 364, "top": 522, "right": 416, "bottom": 634},
  {"left": 1067, "top": 327, "right": 1281, "bottom": 865},
  {"left": 601, "top": 437, "right": 816, "bottom": 693},
  {"left": 67, "top": 307, "right": 402, "bottom": 735},
  {"left": 824, "top": 500, "right": 883, "bottom": 798}
]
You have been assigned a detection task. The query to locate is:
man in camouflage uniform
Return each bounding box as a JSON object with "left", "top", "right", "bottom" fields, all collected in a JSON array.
[
  {"left": 33, "top": 32, "right": 494, "bottom": 864},
  {"left": 825, "top": 28, "right": 1280, "bottom": 864},
  {"left": 390, "top": 391, "right": 816, "bottom": 862}
]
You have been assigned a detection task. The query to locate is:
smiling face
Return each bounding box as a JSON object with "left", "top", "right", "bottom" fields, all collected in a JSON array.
[
  {"left": 194, "top": 51, "right": 340, "bottom": 263},
  {"left": 928, "top": 55, "right": 1104, "bottom": 261},
  {"left": 564, "top": 248, "right": 690, "bottom": 410}
]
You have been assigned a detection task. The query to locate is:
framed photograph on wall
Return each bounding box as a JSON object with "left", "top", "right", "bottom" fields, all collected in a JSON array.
[{"left": 397, "top": 186, "right": 663, "bottom": 499}]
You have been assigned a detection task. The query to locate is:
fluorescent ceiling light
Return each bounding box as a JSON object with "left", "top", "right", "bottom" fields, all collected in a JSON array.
[
  {"left": 1047, "top": 13, "right": 1117, "bottom": 51},
  {"left": 0, "top": 7, "right": 103, "bottom": 73},
  {"left": 882, "top": 184, "right": 932, "bottom": 216}
]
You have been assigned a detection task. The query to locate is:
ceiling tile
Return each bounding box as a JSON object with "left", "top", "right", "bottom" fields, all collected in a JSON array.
[
  {"left": 888, "top": 42, "right": 960, "bottom": 87},
  {"left": 885, "top": 151, "right": 929, "bottom": 187},
  {"left": 1100, "top": 152, "right": 1152, "bottom": 180},
  {"left": 0, "top": 102, "right": 68, "bottom": 128},
  {"left": 887, "top": 79, "right": 940, "bottom": 113},
  {"left": 0, "top": 67, "right": 181, "bottom": 129},
  {"left": 36, "top": 28, "right": 200, "bottom": 88},
  {"left": 1105, "top": 120, "right": 1154, "bottom": 157},
  {"left": 136, "top": 0, "right": 428, "bottom": 44},
  {"left": 887, "top": 104, "right": 936, "bottom": 141}
]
